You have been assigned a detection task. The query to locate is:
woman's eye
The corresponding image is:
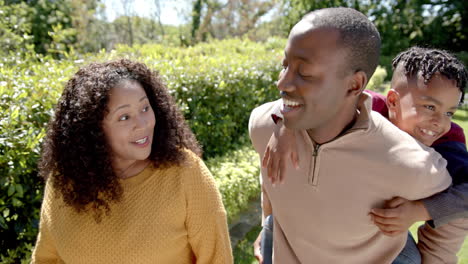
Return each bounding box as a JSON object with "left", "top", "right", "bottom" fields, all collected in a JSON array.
[
  {"left": 119, "top": 115, "right": 129, "bottom": 121},
  {"left": 142, "top": 106, "right": 149, "bottom": 112},
  {"left": 424, "top": 105, "right": 435, "bottom": 111},
  {"left": 446, "top": 112, "right": 454, "bottom": 117}
]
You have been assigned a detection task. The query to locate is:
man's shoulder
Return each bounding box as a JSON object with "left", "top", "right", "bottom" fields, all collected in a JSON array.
[
  {"left": 249, "top": 100, "right": 281, "bottom": 131},
  {"left": 369, "top": 112, "right": 443, "bottom": 163},
  {"left": 249, "top": 100, "right": 282, "bottom": 155}
]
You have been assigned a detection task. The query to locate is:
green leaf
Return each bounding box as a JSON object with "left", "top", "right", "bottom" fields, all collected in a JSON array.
[
  {"left": 3, "top": 208, "right": 10, "bottom": 218},
  {"left": 7, "top": 184, "right": 15, "bottom": 196},
  {"left": 0, "top": 215, "right": 7, "bottom": 229},
  {"left": 15, "top": 184, "right": 24, "bottom": 198},
  {"left": 12, "top": 197, "right": 22, "bottom": 207}
]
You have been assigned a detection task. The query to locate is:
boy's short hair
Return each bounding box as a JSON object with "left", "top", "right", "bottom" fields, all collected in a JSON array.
[
  {"left": 392, "top": 47, "right": 468, "bottom": 103},
  {"left": 302, "top": 7, "right": 381, "bottom": 80}
]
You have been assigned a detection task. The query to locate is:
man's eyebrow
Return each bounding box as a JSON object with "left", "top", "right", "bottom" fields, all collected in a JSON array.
[
  {"left": 420, "top": 95, "right": 459, "bottom": 109},
  {"left": 111, "top": 96, "right": 148, "bottom": 114},
  {"left": 284, "top": 51, "right": 313, "bottom": 64}
]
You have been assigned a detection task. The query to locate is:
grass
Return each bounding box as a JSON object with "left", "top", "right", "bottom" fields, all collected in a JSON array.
[
  {"left": 410, "top": 221, "right": 468, "bottom": 264},
  {"left": 449, "top": 105, "right": 468, "bottom": 263},
  {"left": 453, "top": 105, "right": 468, "bottom": 139},
  {"left": 233, "top": 226, "right": 262, "bottom": 264}
]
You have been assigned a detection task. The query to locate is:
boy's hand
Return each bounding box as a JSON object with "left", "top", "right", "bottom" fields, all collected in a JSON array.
[
  {"left": 262, "top": 125, "right": 299, "bottom": 185},
  {"left": 370, "top": 197, "right": 431, "bottom": 236},
  {"left": 253, "top": 231, "right": 263, "bottom": 263}
]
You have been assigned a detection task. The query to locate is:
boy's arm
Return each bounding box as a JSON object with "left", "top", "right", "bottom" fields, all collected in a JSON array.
[
  {"left": 371, "top": 141, "right": 468, "bottom": 234},
  {"left": 248, "top": 102, "right": 279, "bottom": 263},
  {"left": 262, "top": 122, "right": 298, "bottom": 184},
  {"left": 422, "top": 141, "right": 468, "bottom": 227},
  {"left": 417, "top": 218, "right": 468, "bottom": 264}
]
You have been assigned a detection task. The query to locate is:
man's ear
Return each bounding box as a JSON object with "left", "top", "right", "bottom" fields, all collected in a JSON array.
[
  {"left": 347, "top": 70, "right": 367, "bottom": 96},
  {"left": 386, "top": 89, "right": 400, "bottom": 111}
]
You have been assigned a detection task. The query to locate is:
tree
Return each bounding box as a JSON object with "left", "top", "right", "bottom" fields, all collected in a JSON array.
[
  {"left": 120, "top": 0, "right": 135, "bottom": 46},
  {"left": 189, "top": 0, "right": 278, "bottom": 43}
]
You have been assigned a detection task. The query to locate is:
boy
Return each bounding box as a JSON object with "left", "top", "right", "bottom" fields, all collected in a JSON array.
[{"left": 257, "top": 47, "right": 468, "bottom": 264}]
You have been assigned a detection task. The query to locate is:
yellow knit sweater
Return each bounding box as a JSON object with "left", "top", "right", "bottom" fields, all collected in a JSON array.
[{"left": 32, "top": 151, "right": 233, "bottom": 264}]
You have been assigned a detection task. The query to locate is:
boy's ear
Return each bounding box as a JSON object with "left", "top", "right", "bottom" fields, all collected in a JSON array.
[
  {"left": 386, "top": 89, "right": 400, "bottom": 111},
  {"left": 347, "top": 70, "right": 367, "bottom": 96}
]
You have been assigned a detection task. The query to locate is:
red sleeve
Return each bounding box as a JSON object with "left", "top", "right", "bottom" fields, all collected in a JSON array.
[
  {"left": 365, "top": 90, "right": 389, "bottom": 119},
  {"left": 432, "top": 122, "right": 466, "bottom": 146}
]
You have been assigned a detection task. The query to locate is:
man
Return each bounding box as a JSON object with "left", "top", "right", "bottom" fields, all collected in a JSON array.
[{"left": 249, "top": 7, "right": 452, "bottom": 263}]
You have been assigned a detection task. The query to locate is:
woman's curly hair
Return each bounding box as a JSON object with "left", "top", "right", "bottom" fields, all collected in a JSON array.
[{"left": 39, "top": 59, "right": 201, "bottom": 218}]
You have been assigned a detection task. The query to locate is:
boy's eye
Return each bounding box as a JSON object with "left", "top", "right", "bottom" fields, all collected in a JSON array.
[
  {"left": 119, "top": 115, "right": 129, "bottom": 121},
  {"left": 424, "top": 105, "right": 435, "bottom": 111},
  {"left": 445, "top": 112, "right": 454, "bottom": 117}
]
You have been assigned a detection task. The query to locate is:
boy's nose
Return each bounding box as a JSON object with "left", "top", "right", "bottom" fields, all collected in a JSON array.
[{"left": 430, "top": 112, "right": 445, "bottom": 127}]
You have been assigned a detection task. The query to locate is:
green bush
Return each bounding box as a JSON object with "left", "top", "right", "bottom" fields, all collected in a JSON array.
[
  {"left": 456, "top": 51, "right": 468, "bottom": 69},
  {"left": 366, "top": 66, "right": 388, "bottom": 93},
  {"left": 206, "top": 145, "right": 260, "bottom": 222},
  {"left": 0, "top": 52, "right": 79, "bottom": 262}
]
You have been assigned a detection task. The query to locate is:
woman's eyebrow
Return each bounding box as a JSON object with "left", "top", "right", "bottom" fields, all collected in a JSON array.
[{"left": 112, "top": 96, "right": 148, "bottom": 114}]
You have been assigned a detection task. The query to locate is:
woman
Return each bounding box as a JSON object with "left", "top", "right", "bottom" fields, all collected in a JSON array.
[{"left": 32, "top": 59, "right": 233, "bottom": 263}]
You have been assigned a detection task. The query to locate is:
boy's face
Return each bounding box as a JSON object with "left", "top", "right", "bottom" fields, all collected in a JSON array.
[
  {"left": 389, "top": 68, "right": 461, "bottom": 146},
  {"left": 277, "top": 21, "right": 353, "bottom": 132}
]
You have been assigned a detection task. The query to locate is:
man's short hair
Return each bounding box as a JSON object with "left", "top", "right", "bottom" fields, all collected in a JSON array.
[
  {"left": 392, "top": 47, "right": 467, "bottom": 103},
  {"left": 301, "top": 7, "right": 381, "bottom": 81}
]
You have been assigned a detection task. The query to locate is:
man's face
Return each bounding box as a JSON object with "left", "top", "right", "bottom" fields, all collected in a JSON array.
[
  {"left": 391, "top": 70, "right": 461, "bottom": 146},
  {"left": 277, "top": 22, "right": 353, "bottom": 132}
]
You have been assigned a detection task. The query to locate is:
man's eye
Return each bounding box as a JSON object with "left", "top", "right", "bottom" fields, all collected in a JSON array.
[
  {"left": 299, "top": 72, "right": 312, "bottom": 78},
  {"left": 424, "top": 105, "right": 435, "bottom": 111},
  {"left": 281, "top": 59, "right": 287, "bottom": 69},
  {"left": 119, "top": 115, "right": 129, "bottom": 121}
]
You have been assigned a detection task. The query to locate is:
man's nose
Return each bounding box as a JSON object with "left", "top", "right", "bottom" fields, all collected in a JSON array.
[{"left": 277, "top": 68, "right": 296, "bottom": 93}]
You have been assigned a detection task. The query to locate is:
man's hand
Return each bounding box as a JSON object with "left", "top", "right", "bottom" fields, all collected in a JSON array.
[
  {"left": 253, "top": 231, "right": 263, "bottom": 263},
  {"left": 370, "top": 197, "right": 431, "bottom": 236},
  {"left": 262, "top": 125, "right": 299, "bottom": 185}
]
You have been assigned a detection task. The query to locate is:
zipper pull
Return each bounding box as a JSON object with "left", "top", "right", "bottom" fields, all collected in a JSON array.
[{"left": 313, "top": 144, "right": 320, "bottom": 156}]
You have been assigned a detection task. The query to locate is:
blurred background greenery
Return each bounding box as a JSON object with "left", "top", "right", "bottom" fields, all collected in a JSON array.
[{"left": 1, "top": 0, "right": 467, "bottom": 263}]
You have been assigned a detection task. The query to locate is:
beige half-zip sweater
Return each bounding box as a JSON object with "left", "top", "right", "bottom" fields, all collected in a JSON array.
[{"left": 248, "top": 93, "right": 452, "bottom": 264}]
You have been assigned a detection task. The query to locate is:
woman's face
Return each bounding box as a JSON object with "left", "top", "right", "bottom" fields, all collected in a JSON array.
[{"left": 102, "top": 80, "right": 156, "bottom": 168}]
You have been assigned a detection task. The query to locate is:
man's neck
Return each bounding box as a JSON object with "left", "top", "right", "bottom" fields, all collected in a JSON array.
[{"left": 307, "top": 109, "right": 359, "bottom": 145}]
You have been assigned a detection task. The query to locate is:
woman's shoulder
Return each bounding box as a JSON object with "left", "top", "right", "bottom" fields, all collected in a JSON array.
[{"left": 179, "top": 148, "right": 203, "bottom": 167}]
